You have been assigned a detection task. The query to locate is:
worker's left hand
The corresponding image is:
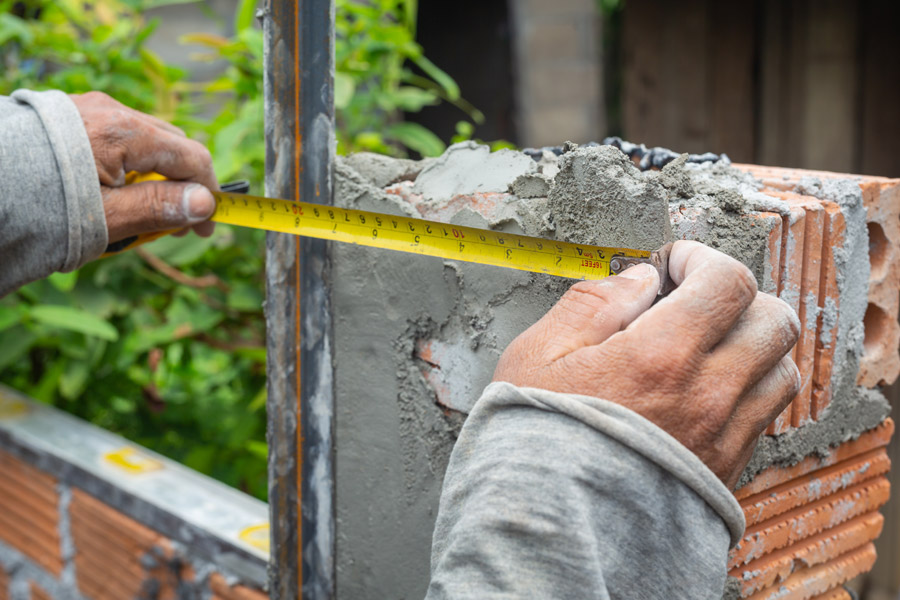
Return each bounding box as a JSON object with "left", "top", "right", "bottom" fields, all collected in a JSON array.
[{"left": 70, "top": 91, "right": 220, "bottom": 243}]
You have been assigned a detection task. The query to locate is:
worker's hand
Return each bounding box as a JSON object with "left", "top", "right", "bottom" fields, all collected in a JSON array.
[
  {"left": 70, "top": 91, "right": 219, "bottom": 242},
  {"left": 493, "top": 240, "right": 801, "bottom": 490}
]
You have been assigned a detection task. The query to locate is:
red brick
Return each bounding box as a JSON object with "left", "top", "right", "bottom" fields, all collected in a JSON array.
[
  {"left": 743, "top": 543, "right": 877, "bottom": 600},
  {"left": 811, "top": 202, "right": 846, "bottom": 420},
  {"left": 794, "top": 198, "right": 825, "bottom": 427},
  {"left": 729, "top": 477, "right": 889, "bottom": 568},
  {"left": 767, "top": 204, "right": 806, "bottom": 434},
  {"left": 731, "top": 512, "right": 883, "bottom": 595},
  {"left": 209, "top": 573, "right": 268, "bottom": 600},
  {"left": 810, "top": 589, "right": 852, "bottom": 600},
  {"left": 0, "top": 451, "right": 61, "bottom": 576},
  {"left": 70, "top": 490, "right": 180, "bottom": 600},
  {"left": 29, "top": 582, "right": 52, "bottom": 600},
  {"left": 736, "top": 420, "right": 894, "bottom": 500},
  {"left": 735, "top": 163, "right": 900, "bottom": 387},
  {"left": 740, "top": 449, "right": 890, "bottom": 527},
  {"left": 0, "top": 564, "right": 8, "bottom": 600}
]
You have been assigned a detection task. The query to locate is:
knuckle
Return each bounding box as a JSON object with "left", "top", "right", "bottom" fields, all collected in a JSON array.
[
  {"left": 729, "top": 262, "right": 758, "bottom": 303},
  {"left": 141, "top": 185, "right": 176, "bottom": 229},
  {"left": 755, "top": 293, "right": 801, "bottom": 346},
  {"left": 776, "top": 357, "right": 802, "bottom": 398}
]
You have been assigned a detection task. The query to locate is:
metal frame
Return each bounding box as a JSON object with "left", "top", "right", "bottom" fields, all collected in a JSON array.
[{"left": 263, "top": 0, "right": 336, "bottom": 598}]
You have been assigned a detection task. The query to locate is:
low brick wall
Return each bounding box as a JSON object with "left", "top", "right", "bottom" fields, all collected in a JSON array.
[{"left": 0, "top": 387, "right": 268, "bottom": 600}]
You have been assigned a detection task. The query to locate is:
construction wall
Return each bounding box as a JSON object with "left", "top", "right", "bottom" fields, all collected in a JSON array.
[
  {"left": 0, "top": 387, "right": 268, "bottom": 600},
  {"left": 331, "top": 143, "right": 900, "bottom": 600}
]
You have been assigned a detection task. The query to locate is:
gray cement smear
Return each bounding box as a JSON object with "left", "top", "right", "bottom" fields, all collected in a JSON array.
[
  {"left": 549, "top": 145, "right": 674, "bottom": 251},
  {"left": 332, "top": 143, "right": 888, "bottom": 600},
  {"left": 412, "top": 141, "right": 536, "bottom": 203}
]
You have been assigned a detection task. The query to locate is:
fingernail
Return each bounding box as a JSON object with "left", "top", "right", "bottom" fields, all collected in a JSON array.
[
  {"left": 617, "top": 263, "right": 657, "bottom": 280},
  {"left": 183, "top": 184, "right": 215, "bottom": 222}
]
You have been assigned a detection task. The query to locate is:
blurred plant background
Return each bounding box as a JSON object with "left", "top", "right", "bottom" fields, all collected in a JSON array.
[{"left": 0, "top": 0, "right": 486, "bottom": 500}]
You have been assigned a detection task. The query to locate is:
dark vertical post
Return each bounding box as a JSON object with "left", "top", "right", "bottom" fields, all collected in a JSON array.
[{"left": 263, "top": 0, "right": 335, "bottom": 598}]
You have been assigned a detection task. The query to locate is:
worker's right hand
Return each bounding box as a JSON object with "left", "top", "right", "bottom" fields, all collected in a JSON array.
[
  {"left": 70, "top": 91, "right": 219, "bottom": 244},
  {"left": 493, "top": 240, "right": 801, "bottom": 490}
]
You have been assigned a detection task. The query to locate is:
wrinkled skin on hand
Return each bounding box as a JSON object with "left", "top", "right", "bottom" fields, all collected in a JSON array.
[
  {"left": 494, "top": 240, "right": 801, "bottom": 490},
  {"left": 70, "top": 91, "right": 219, "bottom": 243}
]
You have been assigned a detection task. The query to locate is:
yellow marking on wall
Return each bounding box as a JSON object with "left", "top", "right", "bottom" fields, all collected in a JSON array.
[{"left": 103, "top": 447, "right": 164, "bottom": 474}]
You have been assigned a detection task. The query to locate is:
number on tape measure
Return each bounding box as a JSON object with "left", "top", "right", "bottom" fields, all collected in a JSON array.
[{"left": 210, "top": 192, "right": 650, "bottom": 281}]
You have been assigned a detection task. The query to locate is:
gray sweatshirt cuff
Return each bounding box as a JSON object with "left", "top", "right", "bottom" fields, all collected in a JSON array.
[
  {"left": 485, "top": 382, "right": 746, "bottom": 546},
  {"left": 11, "top": 90, "right": 106, "bottom": 271}
]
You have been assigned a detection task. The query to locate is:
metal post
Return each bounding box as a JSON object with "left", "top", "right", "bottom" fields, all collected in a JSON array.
[{"left": 263, "top": 0, "right": 335, "bottom": 598}]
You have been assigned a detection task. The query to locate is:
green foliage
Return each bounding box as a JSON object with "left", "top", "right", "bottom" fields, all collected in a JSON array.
[
  {"left": 334, "top": 0, "right": 483, "bottom": 156},
  {"left": 0, "top": 0, "right": 484, "bottom": 500}
]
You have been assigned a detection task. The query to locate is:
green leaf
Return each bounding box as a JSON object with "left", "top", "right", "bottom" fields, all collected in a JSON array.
[
  {"left": 29, "top": 305, "right": 119, "bottom": 341},
  {"left": 48, "top": 270, "right": 78, "bottom": 292},
  {"left": 334, "top": 71, "right": 356, "bottom": 109},
  {"left": 387, "top": 122, "right": 446, "bottom": 157},
  {"left": 0, "top": 306, "right": 22, "bottom": 333},
  {"left": 0, "top": 326, "right": 36, "bottom": 371},
  {"left": 60, "top": 359, "right": 91, "bottom": 400},
  {"left": 234, "top": 0, "right": 259, "bottom": 32},
  {"left": 227, "top": 283, "right": 263, "bottom": 311},
  {"left": 391, "top": 86, "right": 439, "bottom": 112},
  {"left": 0, "top": 13, "right": 34, "bottom": 47},
  {"left": 411, "top": 55, "right": 459, "bottom": 100},
  {"left": 144, "top": 233, "right": 217, "bottom": 267}
]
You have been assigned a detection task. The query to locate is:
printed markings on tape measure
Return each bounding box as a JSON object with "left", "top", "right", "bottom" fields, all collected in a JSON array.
[
  {"left": 238, "top": 523, "right": 270, "bottom": 553},
  {"left": 103, "top": 446, "right": 164, "bottom": 474},
  {"left": 211, "top": 192, "right": 650, "bottom": 280}
]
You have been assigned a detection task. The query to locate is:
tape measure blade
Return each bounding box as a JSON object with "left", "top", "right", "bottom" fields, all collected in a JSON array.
[{"left": 211, "top": 192, "right": 646, "bottom": 281}]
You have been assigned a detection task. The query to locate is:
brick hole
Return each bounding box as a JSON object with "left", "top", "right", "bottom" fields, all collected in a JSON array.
[
  {"left": 867, "top": 222, "right": 888, "bottom": 280},
  {"left": 863, "top": 303, "right": 891, "bottom": 357}
]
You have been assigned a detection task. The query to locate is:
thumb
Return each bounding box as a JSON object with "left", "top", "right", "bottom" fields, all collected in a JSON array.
[
  {"left": 103, "top": 182, "right": 216, "bottom": 243},
  {"left": 516, "top": 263, "right": 660, "bottom": 364}
]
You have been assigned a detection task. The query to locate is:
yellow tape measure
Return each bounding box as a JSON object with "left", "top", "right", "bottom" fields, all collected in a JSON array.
[
  {"left": 104, "top": 173, "right": 661, "bottom": 282},
  {"left": 213, "top": 192, "right": 648, "bottom": 280}
]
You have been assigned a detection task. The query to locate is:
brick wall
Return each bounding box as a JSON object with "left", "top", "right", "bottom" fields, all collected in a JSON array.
[
  {"left": 369, "top": 150, "right": 899, "bottom": 599},
  {"left": 0, "top": 389, "right": 268, "bottom": 600}
]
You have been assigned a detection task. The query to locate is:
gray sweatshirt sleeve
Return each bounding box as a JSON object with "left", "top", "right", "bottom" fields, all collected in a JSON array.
[
  {"left": 0, "top": 90, "right": 106, "bottom": 297},
  {"left": 427, "top": 382, "right": 745, "bottom": 600}
]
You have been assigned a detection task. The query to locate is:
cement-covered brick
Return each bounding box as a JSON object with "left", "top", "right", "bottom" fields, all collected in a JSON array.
[
  {"left": 729, "top": 477, "right": 889, "bottom": 569},
  {"left": 735, "top": 419, "right": 894, "bottom": 499},
  {"left": 731, "top": 512, "right": 883, "bottom": 596},
  {"left": 743, "top": 543, "right": 876, "bottom": 600},
  {"left": 735, "top": 164, "right": 900, "bottom": 388}
]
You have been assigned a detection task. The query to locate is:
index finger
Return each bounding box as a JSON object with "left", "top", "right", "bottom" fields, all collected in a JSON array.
[
  {"left": 625, "top": 240, "right": 758, "bottom": 353},
  {"left": 121, "top": 120, "right": 219, "bottom": 192}
]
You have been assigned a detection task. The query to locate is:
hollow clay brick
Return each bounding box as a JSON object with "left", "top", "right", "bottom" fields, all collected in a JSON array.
[
  {"left": 743, "top": 543, "right": 877, "bottom": 600},
  {"left": 735, "top": 420, "right": 894, "bottom": 499},
  {"left": 810, "top": 202, "right": 846, "bottom": 421},
  {"left": 730, "top": 512, "right": 884, "bottom": 596},
  {"left": 70, "top": 489, "right": 181, "bottom": 600},
  {"left": 729, "top": 477, "right": 890, "bottom": 569},
  {"left": 29, "top": 582, "right": 52, "bottom": 600},
  {"left": 0, "top": 451, "right": 61, "bottom": 576},
  {"left": 209, "top": 573, "right": 269, "bottom": 600},
  {"left": 740, "top": 449, "right": 889, "bottom": 527},
  {"left": 795, "top": 199, "right": 825, "bottom": 427},
  {"left": 767, "top": 205, "right": 806, "bottom": 434},
  {"left": 735, "top": 164, "right": 900, "bottom": 388},
  {"left": 810, "top": 590, "right": 851, "bottom": 600}
]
